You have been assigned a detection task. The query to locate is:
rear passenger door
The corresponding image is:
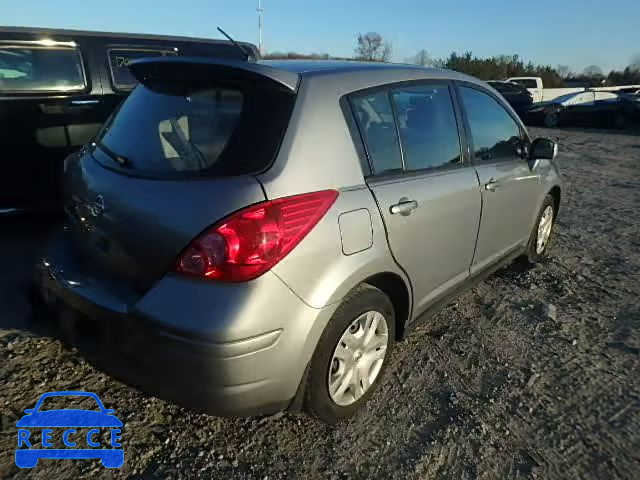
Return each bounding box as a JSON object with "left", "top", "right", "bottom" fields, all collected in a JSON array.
[
  {"left": 351, "top": 82, "right": 482, "bottom": 317},
  {"left": 456, "top": 84, "right": 540, "bottom": 273},
  {"left": 0, "top": 37, "right": 105, "bottom": 211}
]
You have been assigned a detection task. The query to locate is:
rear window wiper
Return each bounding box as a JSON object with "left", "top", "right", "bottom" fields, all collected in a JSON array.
[{"left": 96, "top": 142, "right": 132, "bottom": 168}]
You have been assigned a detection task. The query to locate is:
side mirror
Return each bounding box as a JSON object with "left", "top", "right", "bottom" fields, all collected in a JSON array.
[
  {"left": 24, "top": 409, "right": 35, "bottom": 414},
  {"left": 530, "top": 137, "right": 558, "bottom": 160}
]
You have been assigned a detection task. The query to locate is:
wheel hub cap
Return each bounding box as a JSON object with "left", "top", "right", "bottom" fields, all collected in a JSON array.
[
  {"left": 536, "top": 205, "right": 554, "bottom": 254},
  {"left": 327, "top": 311, "right": 389, "bottom": 406}
]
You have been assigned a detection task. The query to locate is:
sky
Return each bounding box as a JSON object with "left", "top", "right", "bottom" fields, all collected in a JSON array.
[{"left": 3, "top": 0, "right": 639, "bottom": 74}]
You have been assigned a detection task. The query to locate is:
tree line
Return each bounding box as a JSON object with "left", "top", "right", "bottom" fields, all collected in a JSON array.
[{"left": 262, "top": 32, "right": 640, "bottom": 87}]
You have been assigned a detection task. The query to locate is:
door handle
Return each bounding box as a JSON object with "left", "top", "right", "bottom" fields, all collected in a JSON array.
[
  {"left": 69, "top": 99, "right": 100, "bottom": 106},
  {"left": 390, "top": 199, "right": 418, "bottom": 215},
  {"left": 485, "top": 179, "right": 500, "bottom": 191}
]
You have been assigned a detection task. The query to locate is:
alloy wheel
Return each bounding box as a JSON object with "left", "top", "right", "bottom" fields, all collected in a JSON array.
[{"left": 536, "top": 205, "right": 554, "bottom": 254}]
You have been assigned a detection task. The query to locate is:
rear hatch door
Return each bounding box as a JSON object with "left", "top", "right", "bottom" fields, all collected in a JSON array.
[{"left": 63, "top": 58, "right": 298, "bottom": 295}]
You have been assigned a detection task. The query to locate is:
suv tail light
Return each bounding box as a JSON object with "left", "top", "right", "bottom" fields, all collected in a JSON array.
[{"left": 175, "top": 190, "right": 339, "bottom": 282}]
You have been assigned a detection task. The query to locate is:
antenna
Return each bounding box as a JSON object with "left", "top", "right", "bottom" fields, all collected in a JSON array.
[
  {"left": 217, "top": 27, "right": 254, "bottom": 61},
  {"left": 257, "top": 0, "right": 264, "bottom": 55}
]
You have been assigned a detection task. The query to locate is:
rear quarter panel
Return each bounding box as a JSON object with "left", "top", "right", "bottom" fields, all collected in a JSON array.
[
  {"left": 260, "top": 69, "right": 504, "bottom": 315},
  {"left": 258, "top": 74, "right": 412, "bottom": 310},
  {"left": 270, "top": 186, "right": 411, "bottom": 310}
]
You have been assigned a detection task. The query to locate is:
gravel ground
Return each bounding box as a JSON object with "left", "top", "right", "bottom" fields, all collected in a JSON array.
[{"left": 1, "top": 127, "right": 639, "bottom": 479}]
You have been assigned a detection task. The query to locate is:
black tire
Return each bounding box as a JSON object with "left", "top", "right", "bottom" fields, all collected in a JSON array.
[
  {"left": 543, "top": 111, "right": 559, "bottom": 128},
  {"left": 304, "top": 284, "right": 395, "bottom": 424},
  {"left": 525, "top": 194, "right": 556, "bottom": 263}
]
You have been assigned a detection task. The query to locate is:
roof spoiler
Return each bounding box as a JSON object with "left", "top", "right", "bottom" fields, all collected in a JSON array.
[{"left": 129, "top": 57, "right": 299, "bottom": 91}]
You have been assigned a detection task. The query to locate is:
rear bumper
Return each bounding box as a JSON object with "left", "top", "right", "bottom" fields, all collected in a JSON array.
[{"left": 36, "top": 227, "right": 336, "bottom": 416}]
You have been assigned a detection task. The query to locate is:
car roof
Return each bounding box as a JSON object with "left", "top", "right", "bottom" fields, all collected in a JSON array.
[
  {"left": 0, "top": 26, "right": 259, "bottom": 56},
  {"left": 259, "top": 59, "right": 477, "bottom": 81},
  {"left": 259, "top": 59, "right": 422, "bottom": 74},
  {"left": 131, "top": 57, "right": 485, "bottom": 92}
]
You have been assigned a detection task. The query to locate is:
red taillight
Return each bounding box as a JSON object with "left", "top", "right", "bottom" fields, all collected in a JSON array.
[{"left": 175, "top": 190, "right": 339, "bottom": 282}]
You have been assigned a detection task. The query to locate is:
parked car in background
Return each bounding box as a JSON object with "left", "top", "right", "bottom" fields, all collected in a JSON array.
[
  {"left": 37, "top": 58, "right": 561, "bottom": 424},
  {"left": 620, "top": 93, "right": 640, "bottom": 122},
  {"left": 526, "top": 90, "right": 631, "bottom": 128},
  {"left": 504, "top": 76, "right": 640, "bottom": 104},
  {"left": 0, "top": 26, "right": 258, "bottom": 215},
  {"left": 505, "top": 76, "right": 544, "bottom": 102},
  {"left": 487, "top": 80, "right": 533, "bottom": 116},
  {"left": 615, "top": 87, "right": 640, "bottom": 95}
]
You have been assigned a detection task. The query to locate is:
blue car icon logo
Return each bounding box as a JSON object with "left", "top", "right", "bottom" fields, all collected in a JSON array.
[{"left": 15, "top": 391, "right": 123, "bottom": 468}]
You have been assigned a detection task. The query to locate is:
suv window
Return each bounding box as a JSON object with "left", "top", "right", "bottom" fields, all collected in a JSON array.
[
  {"left": 459, "top": 86, "right": 522, "bottom": 162},
  {"left": 391, "top": 85, "right": 461, "bottom": 171},
  {"left": 108, "top": 48, "right": 177, "bottom": 90},
  {"left": 350, "top": 91, "right": 403, "bottom": 175},
  {"left": 0, "top": 45, "right": 85, "bottom": 92}
]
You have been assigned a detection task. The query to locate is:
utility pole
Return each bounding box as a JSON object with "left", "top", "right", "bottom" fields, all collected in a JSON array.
[{"left": 257, "top": 0, "right": 263, "bottom": 55}]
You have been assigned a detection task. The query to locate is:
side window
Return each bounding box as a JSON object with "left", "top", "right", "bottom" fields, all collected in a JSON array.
[
  {"left": 391, "top": 85, "right": 461, "bottom": 171},
  {"left": 0, "top": 45, "right": 85, "bottom": 92},
  {"left": 351, "top": 91, "right": 403, "bottom": 175},
  {"left": 459, "top": 87, "right": 522, "bottom": 162},
  {"left": 108, "top": 48, "right": 178, "bottom": 90}
]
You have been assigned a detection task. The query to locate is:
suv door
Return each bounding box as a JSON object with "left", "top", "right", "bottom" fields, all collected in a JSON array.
[
  {"left": 0, "top": 37, "right": 106, "bottom": 212},
  {"left": 350, "top": 83, "right": 482, "bottom": 317},
  {"left": 456, "top": 83, "right": 540, "bottom": 273}
]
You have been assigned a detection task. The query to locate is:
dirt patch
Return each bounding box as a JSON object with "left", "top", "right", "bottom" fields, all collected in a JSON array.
[{"left": 1, "top": 127, "right": 639, "bottom": 479}]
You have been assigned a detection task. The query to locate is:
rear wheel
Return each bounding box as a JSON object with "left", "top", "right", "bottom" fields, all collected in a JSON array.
[
  {"left": 525, "top": 194, "right": 556, "bottom": 263},
  {"left": 304, "top": 284, "right": 395, "bottom": 424}
]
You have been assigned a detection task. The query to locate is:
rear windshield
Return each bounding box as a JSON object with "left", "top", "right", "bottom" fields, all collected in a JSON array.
[{"left": 96, "top": 78, "right": 295, "bottom": 177}]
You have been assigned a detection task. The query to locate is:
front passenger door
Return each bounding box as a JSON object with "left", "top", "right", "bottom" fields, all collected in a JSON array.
[{"left": 457, "top": 85, "right": 540, "bottom": 274}]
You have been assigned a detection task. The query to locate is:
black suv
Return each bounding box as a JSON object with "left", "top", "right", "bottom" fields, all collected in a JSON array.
[{"left": 0, "top": 26, "right": 258, "bottom": 215}]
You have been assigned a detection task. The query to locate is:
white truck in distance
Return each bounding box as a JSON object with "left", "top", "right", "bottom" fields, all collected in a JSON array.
[{"left": 505, "top": 76, "right": 640, "bottom": 104}]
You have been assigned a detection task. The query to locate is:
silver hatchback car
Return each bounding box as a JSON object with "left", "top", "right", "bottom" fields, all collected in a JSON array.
[{"left": 38, "top": 58, "right": 561, "bottom": 424}]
